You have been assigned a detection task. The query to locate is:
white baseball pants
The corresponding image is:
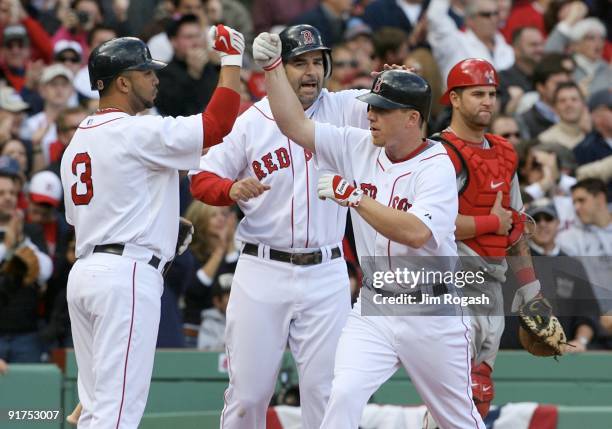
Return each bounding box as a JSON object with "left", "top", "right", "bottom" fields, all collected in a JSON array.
[
  {"left": 220, "top": 252, "right": 351, "bottom": 429},
  {"left": 67, "top": 253, "right": 163, "bottom": 429},
  {"left": 320, "top": 300, "right": 486, "bottom": 429}
]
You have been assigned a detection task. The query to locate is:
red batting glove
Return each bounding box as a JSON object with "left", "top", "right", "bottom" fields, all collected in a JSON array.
[
  {"left": 209, "top": 24, "right": 245, "bottom": 66},
  {"left": 317, "top": 174, "right": 364, "bottom": 207}
]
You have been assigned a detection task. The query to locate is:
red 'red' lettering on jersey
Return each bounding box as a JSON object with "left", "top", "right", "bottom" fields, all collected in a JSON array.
[
  {"left": 360, "top": 183, "right": 377, "bottom": 199},
  {"left": 262, "top": 153, "right": 279, "bottom": 174},
  {"left": 275, "top": 147, "right": 290, "bottom": 168},
  {"left": 391, "top": 196, "right": 412, "bottom": 212},
  {"left": 252, "top": 148, "right": 294, "bottom": 179},
  {"left": 252, "top": 160, "right": 267, "bottom": 180},
  {"left": 71, "top": 152, "right": 94, "bottom": 205}
]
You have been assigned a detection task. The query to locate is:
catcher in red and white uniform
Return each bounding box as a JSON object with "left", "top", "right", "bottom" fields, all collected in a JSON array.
[{"left": 424, "top": 58, "right": 543, "bottom": 427}]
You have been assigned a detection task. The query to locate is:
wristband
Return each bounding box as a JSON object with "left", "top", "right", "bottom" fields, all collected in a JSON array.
[
  {"left": 263, "top": 57, "right": 282, "bottom": 71},
  {"left": 220, "top": 54, "right": 243, "bottom": 67},
  {"left": 516, "top": 267, "right": 537, "bottom": 286},
  {"left": 474, "top": 215, "right": 500, "bottom": 236}
]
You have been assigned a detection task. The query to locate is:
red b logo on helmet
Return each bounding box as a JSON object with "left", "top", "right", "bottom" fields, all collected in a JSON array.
[
  {"left": 373, "top": 77, "right": 383, "bottom": 93},
  {"left": 301, "top": 30, "right": 314, "bottom": 45}
]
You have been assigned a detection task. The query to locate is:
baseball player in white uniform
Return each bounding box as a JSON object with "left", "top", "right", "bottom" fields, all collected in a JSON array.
[
  {"left": 60, "top": 27, "right": 245, "bottom": 429},
  {"left": 258, "top": 32, "right": 486, "bottom": 429},
  {"left": 189, "top": 25, "right": 370, "bottom": 429}
]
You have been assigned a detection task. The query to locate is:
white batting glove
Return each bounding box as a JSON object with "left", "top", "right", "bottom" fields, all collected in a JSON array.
[
  {"left": 318, "top": 174, "right": 364, "bottom": 208},
  {"left": 253, "top": 32, "right": 282, "bottom": 70},
  {"left": 209, "top": 24, "right": 245, "bottom": 67},
  {"left": 511, "top": 280, "right": 541, "bottom": 312}
]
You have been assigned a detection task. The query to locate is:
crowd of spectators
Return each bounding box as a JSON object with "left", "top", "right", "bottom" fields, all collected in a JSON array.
[{"left": 0, "top": 0, "right": 609, "bottom": 372}]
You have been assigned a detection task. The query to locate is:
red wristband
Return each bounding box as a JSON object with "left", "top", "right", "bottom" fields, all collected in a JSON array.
[
  {"left": 516, "top": 267, "right": 537, "bottom": 286},
  {"left": 263, "top": 57, "right": 282, "bottom": 71},
  {"left": 474, "top": 215, "right": 500, "bottom": 236}
]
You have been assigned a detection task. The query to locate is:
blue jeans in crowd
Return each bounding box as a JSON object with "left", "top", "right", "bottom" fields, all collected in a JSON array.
[{"left": 0, "top": 332, "right": 42, "bottom": 363}]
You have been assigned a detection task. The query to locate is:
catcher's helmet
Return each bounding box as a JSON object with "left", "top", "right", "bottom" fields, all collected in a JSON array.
[
  {"left": 279, "top": 25, "right": 332, "bottom": 79},
  {"left": 88, "top": 37, "right": 166, "bottom": 91},
  {"left": 440, "top": 58, "right": 498, "bottom": 104},
  {"left": 357, "top": 70, "right": 432, "bottom": 122}
]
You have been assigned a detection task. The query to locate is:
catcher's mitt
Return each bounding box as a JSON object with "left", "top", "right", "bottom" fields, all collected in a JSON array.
[
  {"left": 518, "top": 296, "right": 567, "bottom": 357},
  {"left": 2, "top": 246, "right": 40, "bottom": 286}
]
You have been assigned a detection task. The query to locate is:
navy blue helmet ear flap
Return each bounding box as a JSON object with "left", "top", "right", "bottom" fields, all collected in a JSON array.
[{"left": 88, "top": 37, "right": 167, "bottom": 91}]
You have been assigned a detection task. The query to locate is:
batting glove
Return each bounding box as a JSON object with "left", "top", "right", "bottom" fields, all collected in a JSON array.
[
  {"left": 209, "top": 24, "right": 245, "bottom": 67},
  {"left": 176, "top": 217, "right": 195, "bottom": 256},
  {"left": 318, "top": 174, "right": 364, "bottom": 207},
  {"left": 511, "top": 280, "right": 541, "bottom": 312},
  {"left": 253, "top": 32, "right": 282, "bottom": 71}
]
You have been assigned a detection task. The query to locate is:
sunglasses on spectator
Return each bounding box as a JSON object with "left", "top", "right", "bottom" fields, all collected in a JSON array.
[
  {"left": 57, "top": 55, "right": 81, "bottom": 63},
  {"left": 500, "top": 131, "right": 520, "bottom": 139},
  {"left": 477, "top": 10, "right": 499, "bottom": 18},
  {"left": 334, "top": 60, "right": 358, "bottom": 68}
]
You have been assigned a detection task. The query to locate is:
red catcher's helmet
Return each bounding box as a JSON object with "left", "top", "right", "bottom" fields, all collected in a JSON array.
[{"left": 440, "top": 58, "right": 499, "bottom": 105}]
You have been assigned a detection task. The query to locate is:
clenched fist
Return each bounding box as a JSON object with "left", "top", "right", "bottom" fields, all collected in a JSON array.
[
  {"left": 253, "top": 32, "right": 282, "bottom": 70},
  {"left": 317, "top": 174, "right": 364, "bottom": 207},
  {"left": 209, "top": 24, "right": 245, "bottom": 67},
  {"left": 229, "top": 177, "right": 271, "bottom": 202}
]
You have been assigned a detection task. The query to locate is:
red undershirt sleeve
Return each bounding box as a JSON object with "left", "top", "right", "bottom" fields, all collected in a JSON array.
[
  {"left": 201, "top": 86, "right": 240, "bottom": 149},
  {"left": 190, "top": 171, "right": 235, "bottom": 206}
]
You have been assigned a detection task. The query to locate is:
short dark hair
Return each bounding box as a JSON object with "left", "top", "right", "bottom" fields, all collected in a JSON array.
[
  {"left": 532, "top": 53, "right": 571, "bottom": 87},
  {"left": 552, "top": 81, "right": 584, "bottom": 105},
  {"left": 87, "top": 24, "right": 117, "bottom": 47},
  {"left": 57, "top": 107, "right": 87, "bottom": 131},
  {"left": 373, "top": 27, "right": 408, "bottom": 59},
  {"left": 511, "top": 26, "right": 540, "bottom": 46},
  {"left": 571, "top": 178, "right": 607, "bottom": 197},
  {"left": 166, "top": 14, "right": 200, "bottom": 39}
]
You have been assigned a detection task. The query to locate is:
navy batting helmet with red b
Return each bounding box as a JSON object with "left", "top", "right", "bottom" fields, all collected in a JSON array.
[
  {"left": 279, "top": 25, "right": 332, "bottom": 79},
  {"left": 88, "top": 37, "right": 166, "bottom": 91}
]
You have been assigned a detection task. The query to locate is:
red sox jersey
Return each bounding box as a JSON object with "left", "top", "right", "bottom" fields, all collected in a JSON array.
[
  {"left": 190, "top": 89, "right": 368, "bottom": 249},
  {"left": 314, "top": 124, "right": 459, "bottom": 260},
  {"left": 61, "top": 110, "right": 204, "bottom": 261}
]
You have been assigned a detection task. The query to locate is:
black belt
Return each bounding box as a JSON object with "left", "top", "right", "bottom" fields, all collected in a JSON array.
[
  {"left": 242, "top": 243, "right": 341, "bottom": 266},
  {"left": 93, "top": 244, "right": 171, "bottom": 274},
  {"left": 377, "top": 283, "right": 448, "bottom": 303}
]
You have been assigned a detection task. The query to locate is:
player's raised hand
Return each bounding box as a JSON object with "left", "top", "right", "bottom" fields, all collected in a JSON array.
[
  {"left": 229, "top": 177, "right": 271, "bottom": 202},
  {"left": 253, "top": 32, "right": 282, "bottom": 70},
  {"left": 490, "top": 191, "right": 512, "bottom": 235},
  {"left": 209, "top": 24, "right": 245, "bottom": 67},
  {"left": 317, "top": 174, "right": 364, "bottom": 207}
]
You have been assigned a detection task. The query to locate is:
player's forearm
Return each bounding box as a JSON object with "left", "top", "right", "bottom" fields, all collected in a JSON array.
[
  {"left": 355, "top": 196, "right": 432, "bottom": 248},
  {"left": 455, "top": 214, "right": 476, "bottom": 240},
  {"left": 216, "top": 65, "right": 242, "bottom": 93},
  {"left": 190, "top": 171, "right": 235, "bottom": 206},
  {"left": 455, "top": 214, "right": 500, "bottom": 240},
  {"left": 265, "top": 66, "right": 316, "bottom": 153},
  {"left": 507, "top": 238, "right": 538, "bottom": 287},
  {"left": 202, "top": 86, "right": 241, "bottom": 148}
]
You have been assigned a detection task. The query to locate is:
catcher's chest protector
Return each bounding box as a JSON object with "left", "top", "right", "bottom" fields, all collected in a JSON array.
[{"left": 441, "top": 131, "right": 518, "bottom": 257}]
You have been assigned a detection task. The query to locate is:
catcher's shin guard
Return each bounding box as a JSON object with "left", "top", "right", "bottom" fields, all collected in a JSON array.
[{"left": 471, "top": 361, "right": 494, "bottom": 418}]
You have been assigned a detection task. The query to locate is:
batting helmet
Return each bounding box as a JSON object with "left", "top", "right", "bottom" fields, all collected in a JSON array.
[
  {"left": 279, "top": 25, "right": 332, "bottom": 79},
  {"left": 357, "top": 70, "right": 432, "bottom": 122},
  {"left": 440, "top": 58, "right": 499, "bottom": 104},
  {"left": 88, "top": 37, "right": 166, "bottom": 91}
]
